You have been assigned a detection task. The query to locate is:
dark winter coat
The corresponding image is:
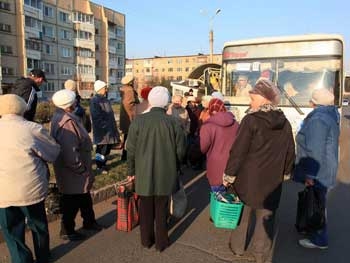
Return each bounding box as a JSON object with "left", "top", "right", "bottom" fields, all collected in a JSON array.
[
  {"left": 200, "top": 112, "right": 239, "bottom": 186},
  {"left": 126, "top": 107, "right": 187, "bottom": 196},
  {"left": 90, "top": 94, "right": 120, "bottom": 145},
  {"left": 11, "top": 77, "right": 40, "bottom": 121},
  {"left": 225, "top": 108, "right": 295, "bottom": 210}
]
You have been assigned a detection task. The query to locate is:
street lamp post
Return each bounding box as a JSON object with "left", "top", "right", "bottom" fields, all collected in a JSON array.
[{"left": 209, "top": 8, "right": 221, "bottom": 63}]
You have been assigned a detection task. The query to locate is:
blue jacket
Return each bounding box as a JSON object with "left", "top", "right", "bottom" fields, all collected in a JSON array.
[{"left": 293, "top": 106, "right": 340, "bottom": 188}]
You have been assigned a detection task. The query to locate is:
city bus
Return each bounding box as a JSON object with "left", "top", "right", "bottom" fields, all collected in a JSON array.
[{"left": 220, "top": 34, "right": 345, "bottom": 132}]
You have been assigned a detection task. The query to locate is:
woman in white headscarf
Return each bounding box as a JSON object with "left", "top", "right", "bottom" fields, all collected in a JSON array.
[{"left": 0, "top": 94, "right": 60, "bottom": 263}]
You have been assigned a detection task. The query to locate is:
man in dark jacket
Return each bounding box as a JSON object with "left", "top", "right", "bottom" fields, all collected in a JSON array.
[
  {"left": 126, "top": 86, "right": 186, "bottom": 252},
  {"left": 11, "top": 69, "right": 46, "bottom": 121},
  {"left": 90, "top": 80, "right": 121, "bottom": 174},
  {"left": 223, "top": 79, "right": 295, "bottom": 263}
]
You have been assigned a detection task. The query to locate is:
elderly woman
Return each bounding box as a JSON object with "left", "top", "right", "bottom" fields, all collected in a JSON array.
[
  {"left": 200, "top": 98, "right": 239, "bottom": 192},
  {"left": 51, "top": 89, "right": 102, "bottom": 241},
  {"left": 0, "top": 94, "right": 60, "bottom": 263},
  {"left": 223, "top": 79, "right": 295, "bottom": 263},
  {"left": 90, "top": 80, "right": 121, "bottom": 174},
  {"left": 294, "top": 88, "right": 339, "bottom": 249}
]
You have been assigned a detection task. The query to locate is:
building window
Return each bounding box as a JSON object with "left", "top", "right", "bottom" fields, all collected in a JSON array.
[
  {"left": 117, "top": 71, "right": 123, "bottom": 78},
  {"left": 168, "top": 68, "right": 173, "bottom": 72},
  {"left": 116, "top": 27, "right": 124, "bottom": 38},
  {"left": 43, "top": 25, "right": 54, "bottom": 38},
  {"left": 24, "top": 0, "right": 42, "bottom": 9},
  {"left": 95, "top": 60, "right": 99, "bottom": 67},
  {"left": 0, "top": 1, "right": 10, "bottom": 11},
  {"left": 0, "top": 45, "right": 13, "bottom": 54},
  {"left": 61, "top": 65, "right": 73, "bottom": 75},
  {"left": 42, "top": 62, "right": 55, "bottom": 74},
  {"left": 117, "top": 57, "right": 123, "bottom": 66},
  {"left": 78, "top": 64, "right": 94, "bottom": 75},
  {"left": 73, "top": 12, "right": 94, "bottom": 24},
  {"left": 95, "top": 28, "right": 99, "bottom": 35},
  {"left": 185, "top": 67, "right": 189, "bottom": 72},
  {"left": 117, "top": 42, "right": 123, "bottom": 50},
  {"left": 61, "top": 47, "right": 72, "bottom": 58},
  {"left": 177, "top": 68, "right": 182, "bottom": 72},
  {"left": 26, "top": 40, "right": 41, "bottom": 51},
  {"left": 60, "top": 29, "right": 72, "bottom": 40},
  {"left": 27, "top": 58, "right": 41, "bottom": 69},
  {"left": 43, "top": 44, "right": 53, "bottom": 55},
  {"left": 25, "top": 16, "right": 42, "bottom": 30},
  {"left": 75, "top": 30, "right": 92, "bottom": 40},
  {"left": 76, "top": 48, "right": 94, "bottom": 58},
  {"left": 59, "top": 11, "right": 70, "bottom": 23},
  {"left": 95, "top": 44, "right": 99, "bottom": 50},
  {"left": 2, "top": 67, "right": 14, "bottom": 75},
  {"left": 0, "top": 23, "right": 11, "bottom": 32},
  {"left": 42, "top": 82, "right": 55, "bottom": 92},
  {"left": 177, "top": 76, "right": 182, "bottom": 81},
  {"left": 43, "top": 5, "right": 53, "bottom": 18}
]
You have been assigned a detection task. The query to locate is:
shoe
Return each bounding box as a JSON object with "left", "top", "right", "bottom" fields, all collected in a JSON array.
[
  {"left": 299, "top": 239, "right": 328, "bottom": 249},
  {"left": 60, "top": 232, "right": 86, "bottom": 241},
  {"left": 83, "top": 222, "right": 104, "bottom": 231}
]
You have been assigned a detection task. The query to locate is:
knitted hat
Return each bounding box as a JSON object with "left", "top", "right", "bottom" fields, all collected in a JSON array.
[
  {"left": 311, "top": 88, "right": 334, "bottom": 106},
  {"left": 64, "top": 79, "right": 77, "bottom": 91},
  {"left": 94, "top": 80, "right": 107, "bottom": 92},
  {"left": 208, "top": 98, "right": 227, "bottom": 115},
  {"left": 52, "top": 89, "right": 76, "bottom": 109},
  {"left": 148, "top": 86, "right": 169, "bottom": 108},
  {"left": 249, "top": 79, "right": 280, "bottom": 105},
  {"left": 141, "top": 86, "right": 152, "bottom": 100},
  {"left": 121, "top": 75, "right": 134, "bottom": 85},
  {"left": 0, "top": 94, "right": 27, "bottom": 116},
  {"left": 211, "top": 91, "right": 224, "bottom": 101}
]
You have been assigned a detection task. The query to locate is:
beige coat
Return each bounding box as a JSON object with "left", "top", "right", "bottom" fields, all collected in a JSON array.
[
  {"left": 0, "top": 115, "right": 60, "bottom": 208},
  {"left": 50, "top": 108, "right": 94, "bottom": 194}
]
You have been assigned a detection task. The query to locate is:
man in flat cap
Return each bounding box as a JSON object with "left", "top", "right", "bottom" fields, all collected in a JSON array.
[{"left": 11, "top": 69, "right": 47, "bottom": 121}]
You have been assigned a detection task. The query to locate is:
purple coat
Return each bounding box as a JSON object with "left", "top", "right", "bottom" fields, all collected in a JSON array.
[{"left": 200, "top": 112, "right": 239, "bottom": 186}]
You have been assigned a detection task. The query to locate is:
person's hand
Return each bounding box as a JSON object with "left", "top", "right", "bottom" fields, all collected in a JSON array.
[
  {"left": 127, "top": 175, "right": 135, "bottom": 182},
  {"left": 222, "top": 180, "right": 231, "bottom": 187},
  {"left": 305, "top": 178, "right": 314, "bottom": 186}
]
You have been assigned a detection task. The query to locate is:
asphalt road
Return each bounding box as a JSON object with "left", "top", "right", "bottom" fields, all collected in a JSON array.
[{"left": 1, "top": 106, "right": 350, "bottom": 263}]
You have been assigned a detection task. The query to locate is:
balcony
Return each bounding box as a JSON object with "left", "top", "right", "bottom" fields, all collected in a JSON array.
[
  {"left": 74, "top": 38, "right": 95, "bottom": 51},
  {"left": 109, "top": 60, "right": 119, "bottom": 69},
  {"left": 125, "top": 64, "right": 133, "bottom": 69},
  {"left": 108, "top": 30, "right": 116, "bottom": 39},
  {"left": 76, "top": 56, "right": 95, "bottom": 67},
  {"left": 109, "top": 75, "right": 117, "bottom": 84},
  {"left": 26, "top": 49, "right": 41, "bottom": 60},
  {"left": 108, "top": 45, "right": 116, "bottom": 54},
  {"left": 25, "top": 27, "right": 42, "bottom": 40},
  {"left": 77, "top": 73, "right": 95, "bottom": 83},
  {"left": 24, "top": 4, "right": 43, "bottom": 20},
  {"left": 73, "top": 22, "right": 95, "bottom": 34}
]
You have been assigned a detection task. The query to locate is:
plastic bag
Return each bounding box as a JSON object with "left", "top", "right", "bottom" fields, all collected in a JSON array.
[{"left": 170, "top": 180, "right": 187, "bottom": 218}]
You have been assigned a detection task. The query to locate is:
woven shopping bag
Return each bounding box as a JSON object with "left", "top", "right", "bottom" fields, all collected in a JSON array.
[{"left": 116, "top": 183, "right": 139, "bottom": 232}]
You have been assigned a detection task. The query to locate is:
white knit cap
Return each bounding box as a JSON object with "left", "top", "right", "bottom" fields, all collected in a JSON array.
[
  {"left": 0, "top": 94, "right": 26, "bottom": 116},
  {"left": 148, "top": 86, "right": 169, "bottom": 108},
  {"left": 211, "top": 91, "right": 224, "bottom": 101},
  {"left": 311, "top": 88, "right": 334, "bottom": 106},
  {"left": 52, "top": 89, "right": 76, "bottom": 109},
  {"left": 94, "top": 80, "right": 107, "bottom": 92},
  {"left": 64, "top": 79, "right": 77, "bottom": 91}
]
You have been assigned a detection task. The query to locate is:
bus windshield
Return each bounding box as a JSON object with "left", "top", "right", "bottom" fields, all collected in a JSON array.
[{"left": 223, "top": 57, "right": 341, "bottom": 107}]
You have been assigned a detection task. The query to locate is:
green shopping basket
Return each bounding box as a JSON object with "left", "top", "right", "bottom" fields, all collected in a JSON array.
[{"left": 210, "top": 192, "right": 244, "bottom": 229}]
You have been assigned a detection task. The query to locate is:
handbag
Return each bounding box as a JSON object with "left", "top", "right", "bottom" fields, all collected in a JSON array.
[
  {"left": 116, "top": 181, "right": 139, "bottom": 232},
  {"left": 170, "top": 179, "right": 187, "bottom": 218},
  {"left": 45, "top": 183, "right": 61, "bottom": 215},
  {"left": 295, "top": 186, "right": 325, "bottom": 233}
]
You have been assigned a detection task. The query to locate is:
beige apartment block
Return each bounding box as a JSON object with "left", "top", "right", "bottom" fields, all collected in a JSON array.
[
  {"left": 0, "top": 0, "right": 125, "bottom": 98},
  {"left": 125, "top": 54, "right": 222, "bottom": 94}
]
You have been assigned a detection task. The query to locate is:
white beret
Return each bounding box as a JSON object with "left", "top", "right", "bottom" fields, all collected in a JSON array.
[
  {"left": 0, "top": 94, "right": 27, "bottom": 116},
  {"left": 52, "top": 89, "right": 76, "bottom": 109},
  {"left": 311, "top": 88, "right": 334, "bottom": 106},
  {"left": 94, "top": 80, "right": 107, "bottom": 92},
  {"left": 148, "top": 86, "right": 169, "bottom": 108}
]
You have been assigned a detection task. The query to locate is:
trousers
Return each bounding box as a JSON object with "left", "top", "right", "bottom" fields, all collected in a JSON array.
[{"left": 0, "top": 200, "right": 49, "bottom": 263}]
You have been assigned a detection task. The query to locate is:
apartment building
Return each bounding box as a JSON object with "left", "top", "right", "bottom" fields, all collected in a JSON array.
[
  {"left": 125, "top": 53, "right": 222, "bottom": 93},
  {"left": 0, "top": 0, "right": 125, "bottom": 98}
]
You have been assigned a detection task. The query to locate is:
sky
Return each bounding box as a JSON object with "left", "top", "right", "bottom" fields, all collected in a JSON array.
[{"left": 93, "top": 0, "right": 350, "bottom": 72}]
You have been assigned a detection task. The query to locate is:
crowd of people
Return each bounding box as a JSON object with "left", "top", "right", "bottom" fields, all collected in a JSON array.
[{"left": 0, "top": 69, "right": 340, "bottom": 263}]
